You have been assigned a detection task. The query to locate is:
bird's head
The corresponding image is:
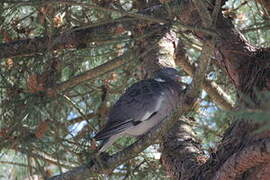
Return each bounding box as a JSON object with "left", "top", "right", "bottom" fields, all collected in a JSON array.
[{"left": 154, "top": 67, "right": 181, "bottom": 82}]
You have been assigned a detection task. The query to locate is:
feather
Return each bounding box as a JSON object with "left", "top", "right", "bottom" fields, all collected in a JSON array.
[{"left": 94, "top": 119, "right": 134, "bottom": 140}]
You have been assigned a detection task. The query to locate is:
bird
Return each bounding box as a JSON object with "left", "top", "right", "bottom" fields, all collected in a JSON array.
[{"left": 94, "top": 67, "right": 184, "bottom": 152}]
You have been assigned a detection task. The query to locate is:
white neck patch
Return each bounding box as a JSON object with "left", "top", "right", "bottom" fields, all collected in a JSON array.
[{"left": 154, "top": 78, "right": 166, "bottom": 82}]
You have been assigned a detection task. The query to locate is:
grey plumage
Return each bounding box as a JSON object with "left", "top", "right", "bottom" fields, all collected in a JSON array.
[{"left": 94, "top": 68, "right": 184, "bottom": 152}]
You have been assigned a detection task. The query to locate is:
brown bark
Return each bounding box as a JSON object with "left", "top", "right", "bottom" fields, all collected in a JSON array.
[
  {"left": 160, "top": 119, "right": 205, "bottom": 180},
  {"left": 212, "top": 139, "right": 270, "bottom": 180}
]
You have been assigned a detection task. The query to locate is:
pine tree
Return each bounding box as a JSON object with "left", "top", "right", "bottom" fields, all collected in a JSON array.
[{"left": 0, "top": 1, "right": 270, "bottom": 179}]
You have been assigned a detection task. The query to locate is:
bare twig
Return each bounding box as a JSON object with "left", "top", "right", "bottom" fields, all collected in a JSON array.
[
  {"left": 62, "top": 95, "right": 97, "bottom": 132},
  {"left": 66, "top": 113, "right": 96, "bottom": 126},
  {"left": 18, "top": 149, "right": 76, "bottom": 169}
]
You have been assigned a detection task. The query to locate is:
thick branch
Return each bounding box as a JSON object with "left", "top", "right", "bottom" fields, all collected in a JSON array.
[
  {"left": 246, "top": 163, "right": 270, "bottom": 180},
  {"left": 139, "top": 26, "right": 177, "bottom": 76},
  {"left": 178, "top": 1, "right": 261, "bottom": 89},
  {"left": 213, "top": 139, "right": 270, "bottom": 180},
  {"left": 160, "top": 118, "right": 205, "bottom": 180}
]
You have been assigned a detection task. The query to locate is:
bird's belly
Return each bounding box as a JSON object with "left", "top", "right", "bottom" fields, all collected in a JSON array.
[
  {"left": 124, "top": 93, "right": 178, "bottom": 137},
  {"left": 125, "top": 110, "right": 171, "bottom": 137}
]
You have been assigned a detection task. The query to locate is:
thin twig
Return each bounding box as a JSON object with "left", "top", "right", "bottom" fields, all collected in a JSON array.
[{"left": 62, "top": 94, "right": 97, "bottom": 132}]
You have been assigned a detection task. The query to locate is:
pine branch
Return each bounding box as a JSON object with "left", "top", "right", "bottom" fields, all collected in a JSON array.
[{"left": 50, "top": 51, "right": 132, "bottom": 93}]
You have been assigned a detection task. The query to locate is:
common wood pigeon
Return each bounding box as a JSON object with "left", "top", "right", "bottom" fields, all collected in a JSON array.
[{"left": 94, "top": 67, "right": 184, "bottom": 152}]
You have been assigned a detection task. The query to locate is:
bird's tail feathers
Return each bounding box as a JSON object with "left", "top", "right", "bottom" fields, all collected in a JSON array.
[{"left": 97, "top": 134, "right": 122, "bottom": 153}]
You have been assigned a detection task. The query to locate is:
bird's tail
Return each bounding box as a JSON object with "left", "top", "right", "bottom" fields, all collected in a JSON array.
[{"left": 96, "top": 135, "right": 119, "bottom": 153}]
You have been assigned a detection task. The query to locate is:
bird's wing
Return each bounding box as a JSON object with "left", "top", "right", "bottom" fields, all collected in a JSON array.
[
  {"left": 94, "top": 119, "right": 133, "bottom": 140},
  {"left": 94, "top": 80, "right": 167, "bottom": 141}
]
